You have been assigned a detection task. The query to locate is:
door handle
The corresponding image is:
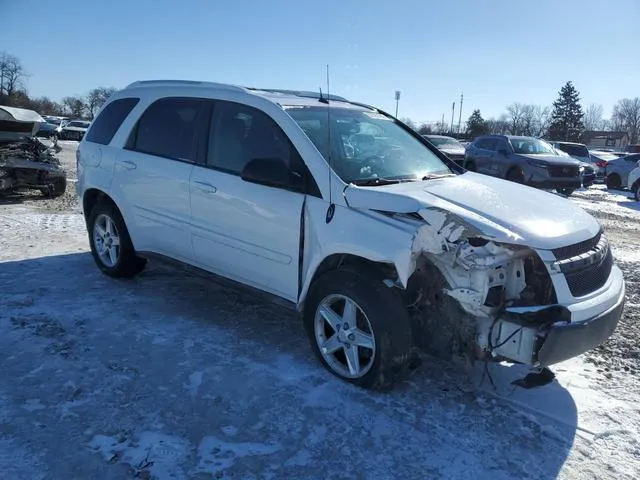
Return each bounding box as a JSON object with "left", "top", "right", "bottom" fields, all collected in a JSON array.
[
  {"left": 193, "top": 180, "right": 217, "bottom": 194},
  {"left": 120, "top": 160, "right": 137, "bottom": 170}
]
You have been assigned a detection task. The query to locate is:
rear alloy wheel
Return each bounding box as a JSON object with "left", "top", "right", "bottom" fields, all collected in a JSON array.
[
  {"left": 606, "top": 174, "right": 621, "bottom": 190},
  {"left": 88, "top": 201, "right": 146, "bottom": 277},
  {"left": 304, "top": 266, "right": 413, "bottom": 390}
]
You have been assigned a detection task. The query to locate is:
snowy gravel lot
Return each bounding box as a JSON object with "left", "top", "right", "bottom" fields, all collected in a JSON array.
[{"left": 1, "top": 142, "right": 639, "bottom": 479}]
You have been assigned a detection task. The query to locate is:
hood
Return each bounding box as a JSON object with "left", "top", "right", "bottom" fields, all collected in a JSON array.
[
  {"left": 517, "top": 153, "right": 582, "bottom": 166},
  {"left": 343, "top": 172, "right": 600, "bottom": 250}
]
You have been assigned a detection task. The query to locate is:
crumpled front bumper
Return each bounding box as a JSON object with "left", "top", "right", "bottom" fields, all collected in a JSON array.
[
  {"left": 537, "top": 285, "right": 624, "bottom": 366},
  {"left": 491, "top": 265, "right": 625, "bottom": 367}
]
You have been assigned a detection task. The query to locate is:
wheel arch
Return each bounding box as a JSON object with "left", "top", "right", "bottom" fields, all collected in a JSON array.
[{"left": 298, "top": 253, "right": 403, "bottom": 311}]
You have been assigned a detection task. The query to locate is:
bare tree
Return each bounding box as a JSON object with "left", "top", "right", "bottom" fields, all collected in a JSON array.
[
  {"left": 533, "top": 106, "right": 551, "bottom": 137},
  {"left": 612, "top": 98, "right": 640, "bottom": 144},
  {"left": 486, "top": 115, "right": 509, "bottom": 135},
  {"left": 62, "top": 96, "right": 87, "bottom": 118},
  {"left": 583, "top": 103, "right": 604, "bottom": 131},
  {"left": 506, "top": 103, "right": 525, "bottom": 135},
  {"left": 85, "top": 87, "right": 116, "bottom": 118},
  {"left": 0, "top": 51, "right": 28, "bottom": 102}
]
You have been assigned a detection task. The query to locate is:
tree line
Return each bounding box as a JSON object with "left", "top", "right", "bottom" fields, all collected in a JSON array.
[
  {"left": 0, "top": 51, "right": 115, "bottom": 120},
  {"left": 407, "top": 81, "right": 639, "bottom": 145}
]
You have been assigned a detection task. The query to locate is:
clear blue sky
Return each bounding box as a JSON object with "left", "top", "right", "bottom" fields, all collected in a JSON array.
[{"left": 2, "top": 0, "right": 638, "bottom": 123}]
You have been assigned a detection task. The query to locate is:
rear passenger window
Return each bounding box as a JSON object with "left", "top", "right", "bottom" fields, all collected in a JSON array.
[
  {"left": 207, "top": 101, "right": 294, "bottom": 174},
  {"left": 85, "top": 97, "right": 139, "bottom": 145},
  {"left": 130, "top": 97, "right": 204, "bottom": 161}
]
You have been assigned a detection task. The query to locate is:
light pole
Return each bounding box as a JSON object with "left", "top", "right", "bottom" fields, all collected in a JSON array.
[
  {"left": 395, "top": 90, "right": 401, "bottom": 117},
  {"left": 457, "top": 92, "right": 463, "bottom": 135},
  {"left": 450, "top": 101, "right": 455, "bottom": 133}
]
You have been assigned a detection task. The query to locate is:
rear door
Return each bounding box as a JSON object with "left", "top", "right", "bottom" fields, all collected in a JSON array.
[
  {"left": 189, "top": 100, "right": 314, "bottom": 301},
  {"left": 113, "top": 96, "right": 206, "bottom": 261}
]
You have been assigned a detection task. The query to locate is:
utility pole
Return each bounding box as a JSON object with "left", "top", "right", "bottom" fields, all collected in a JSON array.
[
  {"left": 441, "top": 113, "right": 445, "bottom": 133},
  {"left": 457, "top": 92, "right": 463, "bottom": 134},
  {"left": 395, "top": 90, "right": 401, "bottom": 117},
  {"left": 450, "top": 102, "right": 455, "bottom": 134}
]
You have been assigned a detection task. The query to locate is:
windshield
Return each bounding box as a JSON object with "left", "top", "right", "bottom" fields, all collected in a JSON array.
[
  {"left": 510, "top": 138, "right": 556, "bottom": 155},
  {"left": 426, "top": 136, "right": 463, "bottom": 148},
  {"left": 284, "top": 105, "right": 453, "bottom": 184}
]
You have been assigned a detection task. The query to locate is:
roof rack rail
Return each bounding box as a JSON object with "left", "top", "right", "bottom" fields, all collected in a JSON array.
[
  {"left": 125, "top": 79, "right": 247, "bottom": 93},
  {"left": 246, "top": 88, "right": 348, "bottom": 102}
]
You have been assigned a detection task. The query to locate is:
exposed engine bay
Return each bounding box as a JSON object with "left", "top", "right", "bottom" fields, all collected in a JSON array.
[
  {"left": 395, "top": 207, "right": 562, "bottom": 369},
  {"left": 0, "top": 137, "right": 67, "bottom": 197}
]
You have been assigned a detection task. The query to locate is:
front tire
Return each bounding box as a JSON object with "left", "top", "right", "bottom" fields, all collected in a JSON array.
[
  {"left": 87, "top": 200, "right": 146, "bottom": 277},
  {"left": 303, "top": 266, "right": 413, "bottom": 390},
  {"left": 506, "top": 167, "right": 524, "bottom": 184},
  {"left": 557, "top": 188, "right": 575, "bottom": 197}
]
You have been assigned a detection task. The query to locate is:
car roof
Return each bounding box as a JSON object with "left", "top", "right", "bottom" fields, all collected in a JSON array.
[
  {"left": 424, "top": 134, "right": 454, "bottom": 139},
  {"left": 122, "top": 79, "right": 374, "bottom": 112}
]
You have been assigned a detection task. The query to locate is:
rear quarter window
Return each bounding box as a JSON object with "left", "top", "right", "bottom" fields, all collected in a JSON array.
[{"left": 85, "top": 97, "right": 140, "bottom": 145}]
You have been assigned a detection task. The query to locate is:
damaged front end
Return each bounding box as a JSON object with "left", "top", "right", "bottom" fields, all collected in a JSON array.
[
  {"left": 0, "top": 137, "right": 67, "bottom": 197},
  {"left": 400, "top": 207, "right": 563, "bottom": 368}
]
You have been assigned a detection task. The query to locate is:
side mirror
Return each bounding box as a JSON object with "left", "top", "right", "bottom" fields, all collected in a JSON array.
[{"left": 241, "top": 157, "right": 292, "bottom": 188}]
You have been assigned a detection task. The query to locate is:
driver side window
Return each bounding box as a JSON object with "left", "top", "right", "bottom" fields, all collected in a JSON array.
[{"left": 207, "top": 101, "right": 320, "bottom": 196}]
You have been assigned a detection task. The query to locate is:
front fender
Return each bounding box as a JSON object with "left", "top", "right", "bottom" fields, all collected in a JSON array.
[{"left": 298, "top": 197, "right": 417, "bottom": 309}]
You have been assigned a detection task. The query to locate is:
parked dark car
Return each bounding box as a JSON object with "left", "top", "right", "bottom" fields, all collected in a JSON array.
[
  {"left": 422, "top": 135, "right": 466, "bottom": 166},
  {"left": 464, "top": 135, "right": 582, "bottom": 196},
  {"left": 36, "top": 122, "right": 58, "bottom": 138}
]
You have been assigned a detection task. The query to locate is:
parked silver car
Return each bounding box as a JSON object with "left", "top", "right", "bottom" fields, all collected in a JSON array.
[
  {"left": 464, "top": 135, "right": 582, "bottom": 195},
  {"left": 422, "top": 135, "right": 466, "bottom": 166},
  {"left": 605, "top": 153, "right": 640, "bottom": 190}
]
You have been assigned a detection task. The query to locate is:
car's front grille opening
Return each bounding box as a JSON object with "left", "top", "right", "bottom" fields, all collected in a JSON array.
[
  {"left": 564, "top": 247, "right": 613, "bottom": 297},
  {"left": 552, "top": 229, "right": 603, "bottom": 260},
  {"left": 548, "top": 165, "right": 580, "bottom": 178}
]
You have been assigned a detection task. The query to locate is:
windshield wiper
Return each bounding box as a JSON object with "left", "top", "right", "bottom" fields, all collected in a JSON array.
[
  {"left": 352, "top": 177, "right": 411, "bottom": 186},
  {"left": 421, "top": 173, "right": 456, "bottom": 181}
]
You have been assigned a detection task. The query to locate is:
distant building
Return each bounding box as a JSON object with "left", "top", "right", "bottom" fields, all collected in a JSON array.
[{"left": 582, "top": 130, "right": 629, "bottom": 149}]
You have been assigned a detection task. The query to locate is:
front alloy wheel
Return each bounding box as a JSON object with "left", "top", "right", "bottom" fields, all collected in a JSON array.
[
  {"left": 314, "top": 294, "right": 376, "bottom": 379},
  {"left": 304, "top": 266, "right": 413, "bottom": 390}
]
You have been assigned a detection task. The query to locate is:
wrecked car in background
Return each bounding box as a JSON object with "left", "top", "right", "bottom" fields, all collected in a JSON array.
[
  {"left": 0, "top": 105, "right": 66, "bottom": 197},
  {"left": 77, "top": 81, "right": 625, "bottom": 390},
  {"left": 56, "top": 119, "right": 91, "bottom": 141}
]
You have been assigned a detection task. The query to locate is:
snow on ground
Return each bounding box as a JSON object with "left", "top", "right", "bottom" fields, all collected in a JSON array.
[{"left": 1, "top": 145, "right": 639, "bottom": 479}]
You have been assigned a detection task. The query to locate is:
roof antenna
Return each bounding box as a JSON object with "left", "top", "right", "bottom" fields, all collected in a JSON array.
[{"left": 324, "top": 64, "right": 335, "bottom": 223}]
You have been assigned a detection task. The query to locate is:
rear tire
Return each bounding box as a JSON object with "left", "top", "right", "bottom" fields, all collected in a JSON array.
[
  {"left": 506, "top": 167, "right": 524, "bottom": 184},
  {"left": 606, "top": 174, "right": 621, "bottom": 190},
  {"left": 303, "top": 266, "right": 413, "bottom": 391},
  {"left": 87, "top": 200, "right": 146, "bottom": 278},
  {"left": 633, "top": 182, "right": 640, "bottom": 201}
]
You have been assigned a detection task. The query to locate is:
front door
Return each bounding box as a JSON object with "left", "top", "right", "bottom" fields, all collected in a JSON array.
[{"left": 189, "top": 100, "right": 307, "bottom": 301}]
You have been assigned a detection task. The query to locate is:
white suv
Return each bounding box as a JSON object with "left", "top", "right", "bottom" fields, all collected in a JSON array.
[{"left": 77, "top": 80, "right": 625, "bottom": 390}]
